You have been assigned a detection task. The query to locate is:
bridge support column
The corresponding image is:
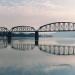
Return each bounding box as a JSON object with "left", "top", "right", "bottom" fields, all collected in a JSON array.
[
  {"left": 7, "top": 31, "right": 12, "bottom": 44},
  {"left": 35, "top": 31, "right": 39, "bottom": 46}
]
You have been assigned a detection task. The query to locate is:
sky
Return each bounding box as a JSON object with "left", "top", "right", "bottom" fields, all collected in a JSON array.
[{"left": 0, "top": 0, "right": 75, "bottom": 29}]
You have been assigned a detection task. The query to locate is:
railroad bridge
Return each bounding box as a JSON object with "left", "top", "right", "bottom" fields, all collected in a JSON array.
[{"left": 0, "top": 22, "right": 75, "bottom": 44}]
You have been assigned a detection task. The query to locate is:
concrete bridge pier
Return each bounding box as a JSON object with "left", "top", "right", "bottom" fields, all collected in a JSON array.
[
  {"left": 7, "top": 31, "right": 12, "bottom": 44},
  {"left": 35, "top": 31, "right": 39, "bottom": 46}
]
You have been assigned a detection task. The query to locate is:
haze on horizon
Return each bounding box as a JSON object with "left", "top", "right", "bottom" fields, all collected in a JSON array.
[{"left": 0, "top": 0, "right": 75, "bottom": 29}]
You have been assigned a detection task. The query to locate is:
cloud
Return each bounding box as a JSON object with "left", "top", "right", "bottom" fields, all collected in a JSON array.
[
  {"left": 0, "top": 0, "right": 63, "bottom": 9},
  {"left": 0, "top": 0, "right": 26, "bottom": 6}
]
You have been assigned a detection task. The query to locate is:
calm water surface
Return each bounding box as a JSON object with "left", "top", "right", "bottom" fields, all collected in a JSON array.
[{"left": 0, "top": 37, "right": 75, "bottom": 75}]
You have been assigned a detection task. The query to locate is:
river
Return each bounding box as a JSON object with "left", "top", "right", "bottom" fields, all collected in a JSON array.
[{"left": 0, "top": 37, "right": 75, "bottom": 75}]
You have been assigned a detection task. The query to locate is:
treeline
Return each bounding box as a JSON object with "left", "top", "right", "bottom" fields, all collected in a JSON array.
[
  {"left": 0, "top": 32, "right": 53, "bottom": 37},
  {"left": 12, "top": 33, "right": 35, "bottom": 37}
]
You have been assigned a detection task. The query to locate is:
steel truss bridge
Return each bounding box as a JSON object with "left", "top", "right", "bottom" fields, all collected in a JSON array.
[
  {"left": 1, "top": 22, "right": 75, "bottom": 32},
  {"left": 0, "top": 22, "right": 75, "bottom": 44}
]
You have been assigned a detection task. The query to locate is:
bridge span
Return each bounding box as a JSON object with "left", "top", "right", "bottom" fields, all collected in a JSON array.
[{"left": 39, "top": 22, "right": 75, "bottom": 32}]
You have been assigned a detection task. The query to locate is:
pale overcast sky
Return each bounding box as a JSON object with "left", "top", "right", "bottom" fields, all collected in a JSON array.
[{"left": 0, "top": 0, "right": 75, "bottom": 29}]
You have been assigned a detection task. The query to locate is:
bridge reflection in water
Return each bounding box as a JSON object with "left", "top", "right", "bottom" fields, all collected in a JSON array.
[
  {"left": 39, "top": 44, "right": 75, "bottom": 55},
  {"left": 11, "top": 37, "right": 35, "bottom": 51},
  {"left": 38, "top": 37, "right": 75, "bottom": 55},
  {"left": 0, "top": 38, "right": 8, "bottom": 49},
  {"left": 0, "top": 37, "right": 75, "bottom": 55}
]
